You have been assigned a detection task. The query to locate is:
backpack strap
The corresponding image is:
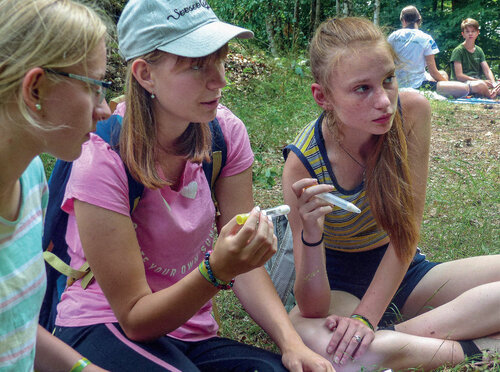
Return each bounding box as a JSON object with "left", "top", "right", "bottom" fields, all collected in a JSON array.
[
  {"left": 203, "top": 118, "right": 227, "bottom": 216},
  {"left": 95, "top": 115, "right": 144, "bottom": 212},
  {"left": 43, "top": 251, "right": 93, "bottom": 287},
  {"left": 43, "top": 117, "right": 226, "bottom": 293},
  {"left": 43, "top": 116, "right": 145, "bottom": 290}
]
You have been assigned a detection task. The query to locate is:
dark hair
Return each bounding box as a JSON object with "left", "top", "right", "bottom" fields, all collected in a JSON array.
[{"left": 400, "top": 6, "right": 422, "bottom": 29}]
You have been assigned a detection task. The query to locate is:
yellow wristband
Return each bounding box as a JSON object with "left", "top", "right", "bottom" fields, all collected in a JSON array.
[
  {"left": 351, "top": 314, "right": 375, "bottom": 331},
  {"left": 198, "top": 261, "right": 212, "bottom": 284},
  {"left": 70, "top": 357, "right": 91, "bottom": 372}
]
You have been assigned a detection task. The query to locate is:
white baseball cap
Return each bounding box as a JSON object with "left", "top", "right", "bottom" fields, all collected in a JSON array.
[{"left": 118, "top": 0, "right": 254, "bottom": 60}]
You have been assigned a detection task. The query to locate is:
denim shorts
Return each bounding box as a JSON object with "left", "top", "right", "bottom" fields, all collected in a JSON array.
[{"left": 325, "top": 244, "right": 440, "bottom": 326}]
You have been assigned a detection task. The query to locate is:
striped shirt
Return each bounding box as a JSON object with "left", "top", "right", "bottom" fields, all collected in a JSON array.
[
  {"left": 284, "top": 114, "right": 389, "bottom": 252},
  {"left": 0, "top": 157, "right": 47, "bottom": 371}
]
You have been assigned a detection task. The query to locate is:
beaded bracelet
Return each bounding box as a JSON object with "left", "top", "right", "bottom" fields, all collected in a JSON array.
[
  {"left": 351, "top": 314, "right": 375, "bottom": 331},
  {"left": 301, "top": 231, "right": 324, "bottom": 247},
  {"left": 198, "top": 251, "right": 234, "bottom": 290},
  {"left": 70, "top": 357, "right": 91, "bottom": 372}
]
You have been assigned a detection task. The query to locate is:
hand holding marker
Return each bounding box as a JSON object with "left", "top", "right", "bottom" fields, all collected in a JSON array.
[{"left": 236, "top": 205, "right": 291, "bottom": 225}]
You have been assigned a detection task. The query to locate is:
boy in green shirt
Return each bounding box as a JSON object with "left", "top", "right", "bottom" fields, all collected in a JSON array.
[{"left": 450, "top": 18, "right": 498, "bottom": 98}]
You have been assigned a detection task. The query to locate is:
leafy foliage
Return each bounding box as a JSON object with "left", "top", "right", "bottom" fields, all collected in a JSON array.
[{"left": 210, "top": 0, "right": 499, "bottom": 75}]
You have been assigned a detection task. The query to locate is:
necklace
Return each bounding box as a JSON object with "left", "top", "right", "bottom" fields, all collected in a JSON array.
[{"left": 337, "top": 141, "right": 366, "bottom": 170}]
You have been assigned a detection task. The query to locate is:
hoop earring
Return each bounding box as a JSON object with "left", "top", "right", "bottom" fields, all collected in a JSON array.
[
  {"left": 151, "top": 93, "right": 155, "bottom": 99},
  {"left": 35, "top": 103, "right": 42, "bottom": 111}
]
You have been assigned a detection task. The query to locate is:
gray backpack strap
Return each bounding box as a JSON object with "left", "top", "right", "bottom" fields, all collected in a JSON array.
[{"left": 265, "top": 215, "right": 296, "bottom": 312}]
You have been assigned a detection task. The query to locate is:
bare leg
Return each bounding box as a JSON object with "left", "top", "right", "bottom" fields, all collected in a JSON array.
[
  {"left": 398, "top": 281, "right": 500, "bottom": 340},
  {"left": 290, "top": 309, "right": 465, "bottom": 371},
  {"left": 436, "top": 81, "right": 469, "bottom": 98},
  {"left": 398, "top": 255, "right": 500, "bottom": 340}
]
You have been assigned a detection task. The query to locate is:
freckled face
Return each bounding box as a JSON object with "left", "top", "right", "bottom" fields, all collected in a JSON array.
[{"left": 326, "top": 44, "right": 399, "bottom": 138}]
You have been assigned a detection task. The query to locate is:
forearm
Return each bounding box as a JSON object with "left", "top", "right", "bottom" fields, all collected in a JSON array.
[
  {"left": 481, "top": 62, "right": 496, "bottom": 83},
  {"left": 352, "top": 244, "right": 411, "bottom": 327},
  {"left": 35, "top": 326, "right": 106, "bottom": 372},
  {"left": 294, "top": 241, "right": 331, "bottom": 317},
  {"left": 120, "top": 270, "right": 219, "bottom": 341},
  {"left": 424, "top": 55, "right": 446, "bottom": 82},
  {"left": 429, "top": 69, "right": 446, "bottom": 82},
  {"left": 427, "top": 62, "right": 446, "bottom": 82},
  {"left": 455, "top": 72, "right": 478, "bottom": 82},
  {"left": 233, "top": 267, "right": 307, "bottom": 352}
]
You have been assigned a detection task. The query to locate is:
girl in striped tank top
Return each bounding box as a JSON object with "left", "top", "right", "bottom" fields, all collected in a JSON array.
[{"left": 283, "top": 16, "right": 500, "bottom": 371}]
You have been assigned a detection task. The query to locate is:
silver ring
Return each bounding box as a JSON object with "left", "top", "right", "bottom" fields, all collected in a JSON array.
[{"left": 353, "top": 335, "right": 362, "bottom": 343}]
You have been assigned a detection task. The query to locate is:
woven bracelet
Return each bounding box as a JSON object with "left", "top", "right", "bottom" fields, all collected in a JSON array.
[
  {"left": 301, "top": 231, "right": 324, "bottom": 247},
  {"left": 199, "top": 251, "right": 234, "bottom": 290},
  {"left": 351, "top": 314, "right": 375, "bottom": 331}
]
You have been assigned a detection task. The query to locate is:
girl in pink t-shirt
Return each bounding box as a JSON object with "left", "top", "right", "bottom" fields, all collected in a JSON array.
[{"left": 52, "top": 0, "right": 333, "bottom": 371}]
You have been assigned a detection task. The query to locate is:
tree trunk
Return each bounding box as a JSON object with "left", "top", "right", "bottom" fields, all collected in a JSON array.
[
  {"left": 432, "top": 0, "right": 438, "bottom": 12},
  {"left": 315, "top": 0, "right": 321, "bottom": 31},
  {"left": 373, "top": 0, "right": 380, "bottom": 26},
  {"left": 292, "top": 0, "right": 300, "bottom": 51},
  {"left": 265, "top": 17, "right": 278, "bottom": 56},
  {"left": 294, "top": 0, "right": 300, "bottom": 30},
  {"left": 343, "top": 0, "right": 352, "bottom": 16},
  {"left": 336, "top": 0, "right": 340, "bottom": 16},
  {"left": 310, "top": 0, "right": 316, "bottom": 38}
]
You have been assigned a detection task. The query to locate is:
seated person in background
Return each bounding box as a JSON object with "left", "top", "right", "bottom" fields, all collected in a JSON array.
[
  {"left": 450, "top": 18, "right": 499, "bottom": 98},
  {"left": 388, "top": 6, "right": 490, "bottom": 98}
]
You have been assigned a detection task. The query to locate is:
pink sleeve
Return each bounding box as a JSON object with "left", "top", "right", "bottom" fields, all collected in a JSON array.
[
  {"left": 62, "top": 133, "right": 130, "bottom": 217},
  {"left": 216, "top": 105, "right": 254, "bottom": 178},
  {"left": 113, "top": 101, "right": 126, "bottom": 117}
]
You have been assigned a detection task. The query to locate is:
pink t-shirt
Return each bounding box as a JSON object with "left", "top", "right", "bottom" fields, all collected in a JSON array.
[{"left": 55, "top": 105, "right": 253, "bottom": 341}]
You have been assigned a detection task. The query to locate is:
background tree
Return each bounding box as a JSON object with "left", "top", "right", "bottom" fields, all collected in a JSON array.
[{"left": 374, "top": 0, "right": 381, "bottom": 25}]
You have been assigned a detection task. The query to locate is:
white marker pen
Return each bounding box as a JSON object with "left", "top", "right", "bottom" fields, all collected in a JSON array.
[{"left": 315, "top": 192, "right": 361, "bottom": 214}]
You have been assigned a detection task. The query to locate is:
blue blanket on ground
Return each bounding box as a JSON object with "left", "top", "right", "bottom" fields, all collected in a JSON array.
[{"left": 449, "top": 97, "right": 500, "bottom": 104}]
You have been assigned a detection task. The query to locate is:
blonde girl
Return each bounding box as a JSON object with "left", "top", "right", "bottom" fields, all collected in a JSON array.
[{"left": 0, "top": 0, "right": 111, "bottom": 371}]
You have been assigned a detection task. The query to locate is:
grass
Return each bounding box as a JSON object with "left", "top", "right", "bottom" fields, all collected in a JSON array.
[{"left": 40, "top": 50, "right": 499, "bottom": 371}]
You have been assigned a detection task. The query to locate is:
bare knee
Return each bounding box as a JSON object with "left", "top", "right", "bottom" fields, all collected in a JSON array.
[
  {"left": 290, "top": 309, "right": 331, "bottom": 358},
  {"left": 469, "top": 80, "right": 491, "bottom": 97}
]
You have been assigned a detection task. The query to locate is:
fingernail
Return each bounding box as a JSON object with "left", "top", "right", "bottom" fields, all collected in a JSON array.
[
  {"left": 334, "top": 357, "right": 339, "bottom": 364},
  {"left": 327, "top": 347, "right": 333, "bottom": 354},
  {"left": 255, "top": 206, "right": 261, "bottom": 212}
]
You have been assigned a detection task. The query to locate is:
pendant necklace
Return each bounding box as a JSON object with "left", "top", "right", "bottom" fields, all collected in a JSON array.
[{"left": 337, "top": 140, "right": 366, "bottom": 176}]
